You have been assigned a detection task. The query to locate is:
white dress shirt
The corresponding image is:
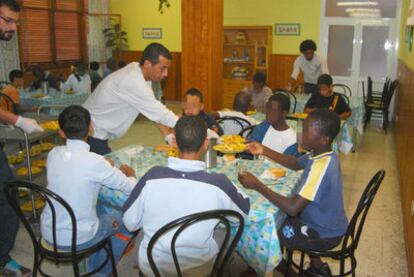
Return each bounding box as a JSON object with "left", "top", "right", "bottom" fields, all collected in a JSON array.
[
  {"left": 83, "top": 62, "right": 179, "bottom": 140},
  {"left": 41, "top": 139, "right": 137, "bottom": 246},
  {"left": 291, "top": 53, "right": 329, "bottom": 84},
  {"left": 61, "top": 73, "right": 92, "bottom": 94}
]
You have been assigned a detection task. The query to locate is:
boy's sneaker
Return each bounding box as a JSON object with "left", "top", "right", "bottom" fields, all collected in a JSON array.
[
  {"left": 304, "top": 262, "right": 332, "bottom": 277},
  {"left": 3, "top": 260, "right": 31, "bottom": 277}
]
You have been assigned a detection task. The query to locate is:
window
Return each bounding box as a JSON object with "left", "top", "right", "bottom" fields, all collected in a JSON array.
[{"left": 19, "top": 0, "right": 88, "bottom": 68}]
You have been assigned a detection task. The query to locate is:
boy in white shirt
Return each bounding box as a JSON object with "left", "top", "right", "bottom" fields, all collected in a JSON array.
[
  {"left": 249, "top": 94, "right": 298, "bottom": 155},
  {"left": 41, "top": 105, "right": 137, "bottom": 276},
  {"left": 61, "top": 62, "right": 92, "bottom": 94},
  {"left": 122, "top": 116, "right": 250, "bottom": 276}
]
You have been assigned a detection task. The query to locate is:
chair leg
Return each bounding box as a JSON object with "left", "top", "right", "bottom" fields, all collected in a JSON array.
[
  {"left": 298, "top": 251, "right": 305, "bottom": 274},
  {"left": 107, "top": 240, "right": 118, "bottom": 277},
  {"left": 285, "top": 249, "right": 293, "bottom": 277},
  {"left": 340, "top": 258, "right": 345, "bottom": 276}
]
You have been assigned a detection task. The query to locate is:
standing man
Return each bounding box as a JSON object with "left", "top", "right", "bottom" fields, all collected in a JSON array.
[
  {"left": 288, "top": 39, "right": 329, "bottom": 95},
  {"left": 83, "top": 43, "right": 178, "bottom": 155},
  {"left": 0, "top": 0, "right": 43, "bottom": 276}
]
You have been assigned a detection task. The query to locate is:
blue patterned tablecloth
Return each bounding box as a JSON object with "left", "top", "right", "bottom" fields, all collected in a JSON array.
[
  {"left": 99, "top": 145, "right": 303, "bottom": 276},
  {"left": 250, "top": 94, "right": 365, "bottom": 154},
  {"left": 20, "top": 89, "right": 89, "bottom": 116}
]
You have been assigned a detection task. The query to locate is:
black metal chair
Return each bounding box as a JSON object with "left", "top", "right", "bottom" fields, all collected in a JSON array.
[
  {"left": 334, "top": 92, "right": 350, "bottom": 106},
  {"left": 145, "top": 209, "right": 244, "bottom": 277},
  {"left": 284, "top": 170, "right": 386, "bottom": 277},
  {"left": 273, "top": 89, "right": 297, "bottom": 113},
  {"left": 0, "top": 91, "right": 18, "bottom": 114},
  {"left": 3, "top": 181, "right": 118, "bottom": 277},
  {"left": 364, "top": 80, "right": 397, "bottom": 133},
  {"left": 239, "top": 125, "right": 255, "bottom": 138},
  {"left": 216, "top": 116, "right": 253, "bottom": 135},
  {"left": 333, "top": 83, "right": 352, "bottom": 97}
]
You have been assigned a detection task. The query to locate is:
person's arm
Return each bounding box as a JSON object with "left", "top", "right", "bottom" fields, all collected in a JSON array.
[
  {"left": 246, "top": 141, "right": 303, "bottom": 170},
  {"left": 339, "top": 111, "right": 352, "bottom": 120},
  {"left": 304, "top": 107, "right": 316, "bottom": 114},
  {"left": 238, "top": 171, "right": 309, "bottom": 216},
  {"left": 209, "top": 111, "right": 220, "bottom": 120},
  {"left": 288, "top": 57, "right": 301, "bottom": 91},
  {"left": 0, "top": 109, "right": 44, "bottom": 133},
  {"left": 97, "top": 158, "right": 137, "bottom": 194}
]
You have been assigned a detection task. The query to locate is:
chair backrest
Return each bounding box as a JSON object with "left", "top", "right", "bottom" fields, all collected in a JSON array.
[
  {"left": 147, "top": 209, "right": 245, "bottom": 277},
  {"left": 273, "top": 89, "right": 297, "bottom": 113},
  {"left": 340, "top": 170, "right": 385, "bottom": 253},
  {"left": 334, "top": 92, "right": 350, "bottom": 106},
  {"left": 239, "top": 125, "right": 255, "bottom": 138},
  {"left": 0, "top": 92, "right": 18, "bottom": 114},
  {"left": 216, "top": 116, "right": 253, "bottom": 135},
  {"left": 3, "top": 181, "right": 79, "bottom": 265},
  {"left": 333, "top": 83, "right": 352, "bottom": 97},
  {"left": 383, "top": 80, "right": 397, "bottom": 107}
]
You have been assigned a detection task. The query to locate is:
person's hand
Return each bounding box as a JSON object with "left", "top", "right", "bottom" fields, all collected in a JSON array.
[
  {"left": 15, "top": 116, "right": 44, "bottom": 134},
  {"left": 165, "top": 133, "right": 175, "bottom": 146},
  {"left": 246, "top": 141, "right": 264, "bottom": 155},
  {"left": 105, "top": 157, "right": 114, "bottom": 166},
  {"left": 238, "top": 171, "right": 262, "bottom": 190},
  {"left": 119, "top": 164, "right": 135, "bottom": 177}
]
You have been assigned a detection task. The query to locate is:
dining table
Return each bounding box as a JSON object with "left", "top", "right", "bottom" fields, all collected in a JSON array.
[{"left": 98, "top": 144, "right": 304, "bottom": 276}]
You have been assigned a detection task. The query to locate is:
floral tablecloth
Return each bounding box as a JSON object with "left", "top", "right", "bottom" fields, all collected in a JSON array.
[
  {"left": 98, "top": 145, "right": 303, "bottom": 276},
  {"left": 250, "top": 94, "right": 365, "bottom": 154}
]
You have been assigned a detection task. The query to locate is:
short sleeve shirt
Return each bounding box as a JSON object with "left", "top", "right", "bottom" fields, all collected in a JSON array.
[
  {"left": 304, "top": 94, "right": 351, "bottom": 115},
  {"left": 296, "top": 151, "right": 348, "bottom": 238}
]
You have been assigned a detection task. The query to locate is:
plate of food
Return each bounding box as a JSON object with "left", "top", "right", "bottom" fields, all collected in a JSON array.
[
  {"left": 7, "top": 154, "right": 24, "bottom": 165},
  {"left": 289, "top": 113, "right": 308, "bottom": 120},
  {"left": 40, "top": 120, "right": 60, "bottom": 131},
  {"left": 155, "top": 145, "right": 179, "bottom": 157},
  {"left": 64, "top": 89, "right": 75, "bottom": 95},
  {"left": 260, "top": 168, "right": 287, "bottom": 181},
  {"left": 39, "top": 142, "right": 55, "bottom": 152},
  {"left": 21, "top": 198, "right": 45, "bottom": 212},
  {"left": 246, "top": 110, "right": 257, "bottom": 116},
  {"left": 214, "top": 135, "right": 247, "bottom": 154},
  {"left": 31, "top": 93, "right": 46, "bottom": 99},
  {"left": 17, "top": 166, "right": 43, "bottom": 177},
  {"left": 32, "top": 159, "right": 46, "bottom": 168}
]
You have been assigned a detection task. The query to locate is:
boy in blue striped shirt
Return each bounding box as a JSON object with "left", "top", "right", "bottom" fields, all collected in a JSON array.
[{"left": 239, "top": 109, "right": 348, "bottom": 276}]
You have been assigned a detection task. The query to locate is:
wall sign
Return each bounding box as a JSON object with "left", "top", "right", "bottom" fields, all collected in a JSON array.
[
  {"left": 142, "top": 28, "right": 162, "bottom": 39},
  {"left": 275, "top": 24, "right": 301, "bottom": 36}
]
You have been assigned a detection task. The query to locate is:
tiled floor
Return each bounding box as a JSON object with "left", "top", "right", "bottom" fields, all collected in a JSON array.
[{"left": 10, "top": 101, "right": 408, "bottom": 276}]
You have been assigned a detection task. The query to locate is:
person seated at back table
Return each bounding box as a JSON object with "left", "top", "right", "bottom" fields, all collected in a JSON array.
[
  {"left": 122, "top": 115, "right": 250, "bottom": 276},
  {"left": 239, "top": 109, "right": 348, "bottom": 276},
  {"left": 249, "top": 93, "right": 298, "bottom": 156},
  {"left": 29, "top": 64, "right": 60, "bottom": 91},
  {"left": 183, "top": 88, "right": 221, "bottom": 136},
  {"left": 103, "top": 58, "right": 117, "bottom": 78},
  {"left": 41, "top": 105, "right": 137, "bottom": 276},
  {"left": 304, "top": 74, "right": 352, "bottom": 120},
  {"left": 241, "top": 72, "right": 272, "bottom": 113},
  {"left": 61, "top": 61, "right": 92, "bottom": 94},
  {"left": 89, "top": 61, "right": 103, "bottom": 92},
  {"left": 209, "top": 91, "right": 256, "bottom": 135},
  {"left": 0, "top": 69, "right": 23, "bottom": 113}
]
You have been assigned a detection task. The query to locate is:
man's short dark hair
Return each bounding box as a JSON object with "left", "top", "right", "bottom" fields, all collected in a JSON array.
[
  {"left": 268, "top": 93, "right": 291, "bottom": 113},
  {"left": 140, "top": 43, "right": 172, "bottom": 65},
  {"left": 300, "top": 39, "right": 317, "bottom": 53},
  {"left": 58, "top": 105, "right": 91, "bottom": 140},
  {"left": 185, "top": 88, "right": 204, "bottom": 103},
  {"left": 233, "top": 91, "right": 251, "bottom": 113},
  {"left": 0, "top": 0, "right": 20, "bottom": 12},
  {"left": 175, "top": 116, "right": 207, "bottom": 153},
  {"left": 8, "top": 69, "right": 22, "bottom": 82},
  {"left": 307, "top": 109, "right": 340, "bottom": 143},
  {"left": 252, "top": 72, "right": 266, "bottom": 85},
  {"left": 90, "top": 62, "right": 100, "bottom": 71},
  {"left": 317, "top": 74, "right": 333, "bottom": 86}
]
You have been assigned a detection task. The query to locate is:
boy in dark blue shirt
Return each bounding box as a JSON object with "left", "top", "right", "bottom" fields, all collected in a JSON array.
[{"left": 239, "top": 109, "right": 348, "bottom": 276}]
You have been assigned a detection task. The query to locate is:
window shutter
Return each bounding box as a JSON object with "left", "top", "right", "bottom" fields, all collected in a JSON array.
[{"left": 55, "top": 12, "right": 81, "bottom": 61}]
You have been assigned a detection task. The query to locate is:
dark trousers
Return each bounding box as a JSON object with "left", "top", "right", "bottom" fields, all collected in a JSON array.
[
  {"left": 304, "top": 82, "right": 319, "bottom": 95},
  {"left": 0, "top": 147, "right": 18, "bottom": 266},
  {"left": 87, "top": 136, "right": 111, "bottom": 156}
]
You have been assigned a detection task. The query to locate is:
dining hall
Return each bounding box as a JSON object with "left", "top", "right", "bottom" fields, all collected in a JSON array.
[{"left": 0, "top": 0, "right": 412, "bottom": 276}]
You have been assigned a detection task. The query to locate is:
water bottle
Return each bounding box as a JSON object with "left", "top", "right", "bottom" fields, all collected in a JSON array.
[
  {"left": 202, "top": 138, "right": 217, "bottom": 169},
  {"left": 41, "top": 81, "right": 49, "bottom": 95}
]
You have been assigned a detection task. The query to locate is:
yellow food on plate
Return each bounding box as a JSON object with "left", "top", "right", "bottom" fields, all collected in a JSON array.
[
  {"left": 291, "top": 113, "right": 308, "bottom": 119},
  {"left": 18, "top": 189, "right": 28, "bottom": 198},
  {"left": 220, "top": 135, "right": 246, "bottom": 144},
  {"left": 213, "top": 143, "right": 246, "bottom": 154},
  {"left": 17, "top": 166, "right": 42, "bottom": 176},
  {"left": 39, "top": 142, "right": 55, "bottom": 152},
  {"left": 32, "top": 93, "right": 46, "bottom": 99},
  {"left": 167, "top": 148, "right": 179, "bottom": 158},
  {"left": 246, "top": 110, "right": 257, "bottom": 116},
  {"left": 269, "top": 168, "right": 286, "bottom": 179},
  {"left": 21, "top": 198, "right": 45, "bottom": 212},
  {"left": 155, "top": 145, "right": 179, "bottom": 157},
  {"left": 64, "top": 90, "right": 75, "bottom": 95},
  {"left": 32, "top": 159, "right": 46, "bottom": 168},
  {"left": 7, "top": 154, "right": 24, "bottom": 165},
  {"left": 40, "top": 120, "right": 60, "bottom": 131},
  {"left": 21, "top": 147, "right": 42, "bottom": 157}
]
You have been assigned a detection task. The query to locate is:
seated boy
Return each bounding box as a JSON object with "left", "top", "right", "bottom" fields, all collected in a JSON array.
[
  {"left": 304, "top": 74, "right": 352, "bottom": 120},
  {"left": 122, "top": 115, "right": 250, "bottom": 276},
  {"left": 89, "top": 61, "right": 103, "bottom": 92},
  {"left": 210, "top": 91, "right": 256, "bottom": 135},
  {"left": 249, "top": 93, "right": 297, "bottom": 155},
  {"left": 183, "top": 88, "right": 219, "bottom": 131},
  {"left": 41, "top": 105, "right": 137, "bottom": 276},
  {"left": 0, "top": 69, "right": 23, "bottom": 113},
  {"left": 241, "top": 72, "right": 272, "bottom": 113},
  {"left": 239, "top": 109, "right": 348, "bottom": 276}
]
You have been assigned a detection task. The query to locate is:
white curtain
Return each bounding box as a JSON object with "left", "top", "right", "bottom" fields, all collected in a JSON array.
[
  {"left": 0, "top": 35, "right": 20, "bottom": 82},
  {"left": 88, "top": 0, "right": 112, "bottom": 75}
]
